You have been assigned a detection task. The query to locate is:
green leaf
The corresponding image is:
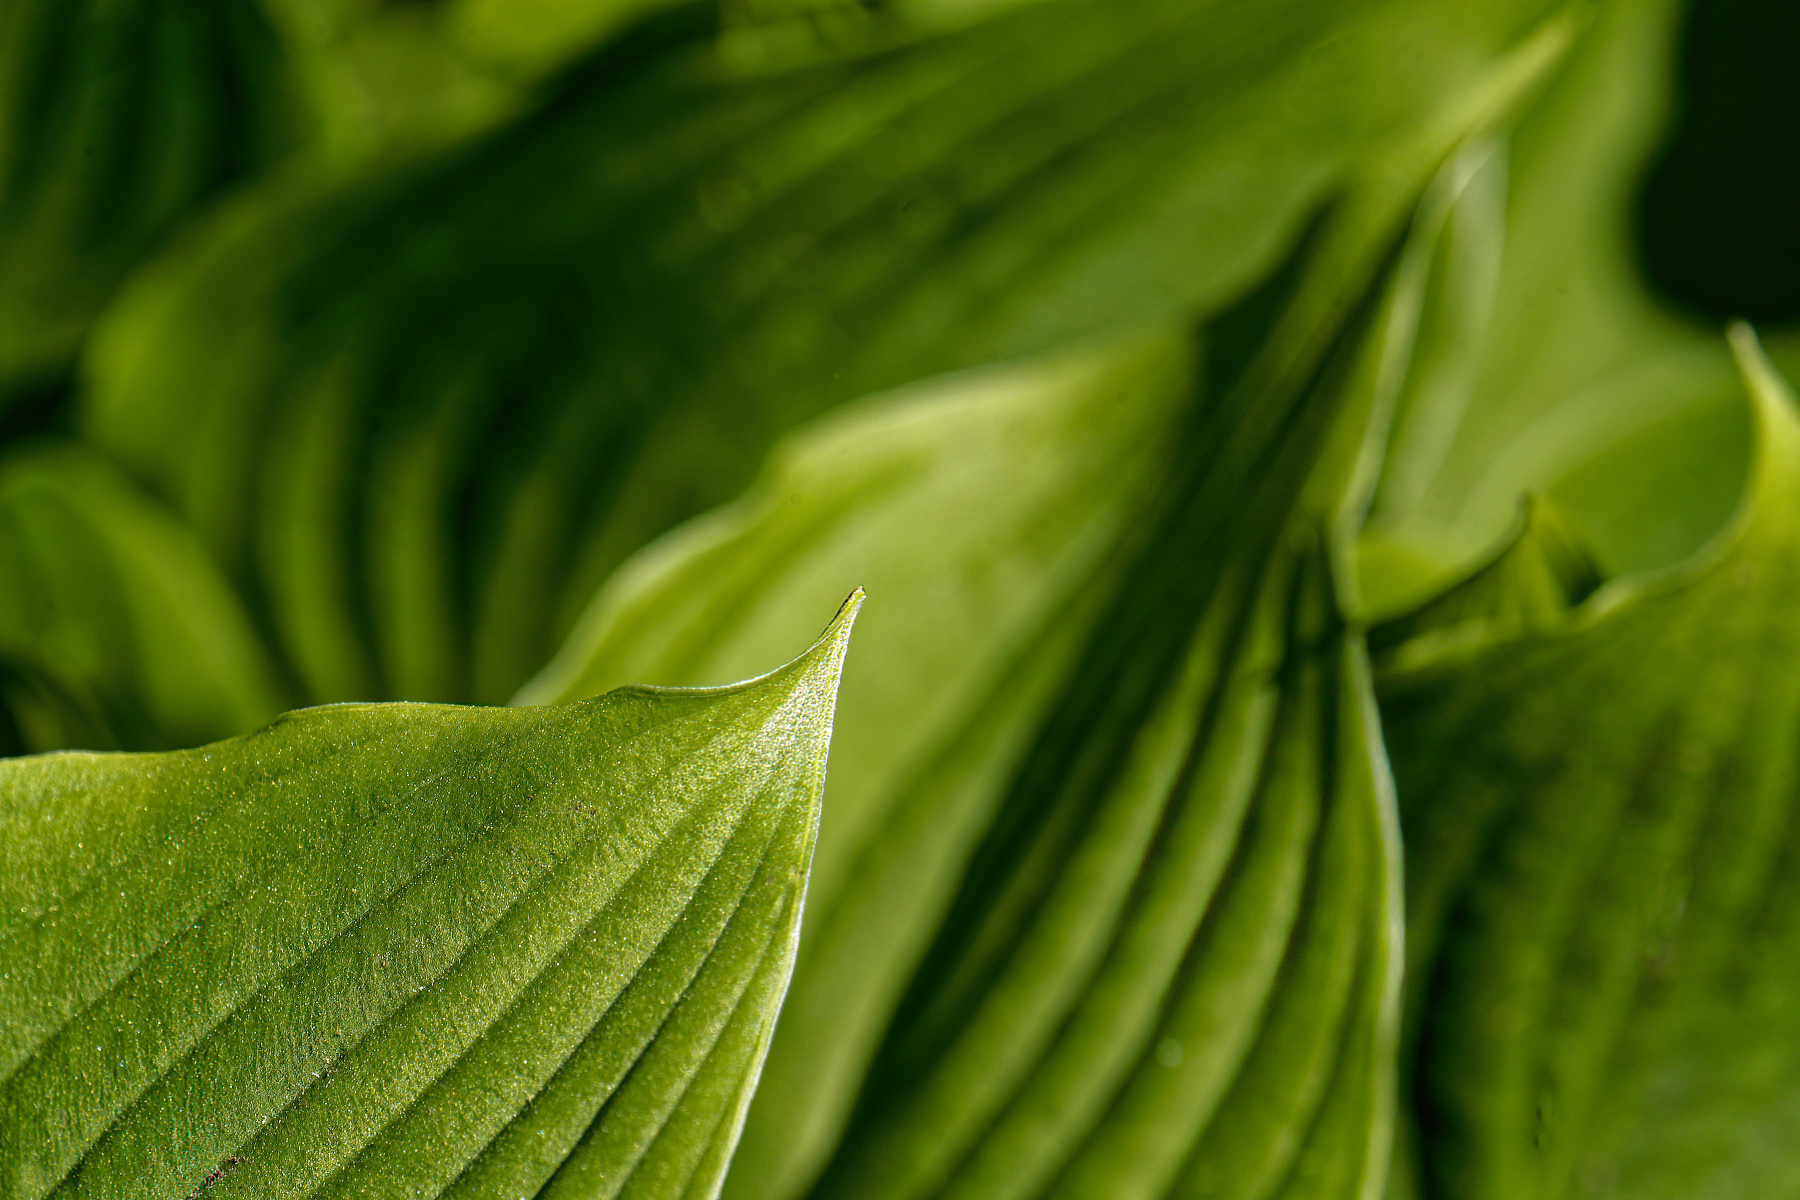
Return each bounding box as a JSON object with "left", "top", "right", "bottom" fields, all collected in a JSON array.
[
  {"left": 530, "top": 323, "right": 1409, "bottom": 1200},
  {"left": 1366, "top": 492, "right": 1603, "bottom": 674},
  {"left": 80, "top": 0, "right": 1579, "bottom": 709},
  {"left": 0, "top": 441, "right": 285, "bottom": 754},
  {"left": 1381, "top": 328, "right": 1800, "bottom": 1200},
  {"left": 0, "top": 593, "right": 858, "bottom": 1199}
]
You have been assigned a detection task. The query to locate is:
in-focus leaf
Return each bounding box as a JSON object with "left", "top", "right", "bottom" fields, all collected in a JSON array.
[
  {"left": 0, "top": 594, "right": 858, "bottom": 1199},
  {"left": 1382, "top": 328, "right": 1800, "bottom": 1200},
  {"left": 80, "top": 0, "right": 1579, "bottom": 710},
  {"left": 0, "top": 441, "right": 285, "bottom": 755}
]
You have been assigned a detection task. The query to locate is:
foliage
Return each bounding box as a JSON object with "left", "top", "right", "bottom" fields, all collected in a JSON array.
[{"left": 1, "top": 0, "right": 1795, "bottom": 1197}]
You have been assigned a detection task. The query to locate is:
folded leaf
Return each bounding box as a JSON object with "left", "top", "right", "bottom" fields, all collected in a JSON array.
[
  {"left": 0, "top": 594, "right": 857, "bottom": 1200},
  {"left": 1382, "top": 328, "right": 1800, "bottom": 1200},
  {"left": 1367, "top": 493, "right": 1603, "bottom": 676},
  {"left": 0, "top": 441, "right": 285, "bottom": 755},
  {"left": 1359, "top": 0, "right": 1748, "bottom": 589},
  {"left": 82, "top": 0, "right": 1576, "bottom": 707}
]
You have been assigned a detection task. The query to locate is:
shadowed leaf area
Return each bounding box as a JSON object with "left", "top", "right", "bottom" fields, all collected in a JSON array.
[
  {"left": 0, "top": 0, "right": 296, "bottom": 399},
  {"left": 79, "top": 0, "right": 1570, "bottom": 710},
  {"left": 1380, "top": 334, "right": 1800, "bottom": 1200},
  {"left": 0, "top": 441, "right": 284, "bottom": 756},
  {"left": 0, "top": 598, "right": 856, "bottom": 1200}
]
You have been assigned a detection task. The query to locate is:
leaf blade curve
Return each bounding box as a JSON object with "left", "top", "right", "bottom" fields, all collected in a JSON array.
[
  {"left": 1383, "top": 329, "right": 1800, "bottom": 1200},
  {"left": 0, "top": 594, "right": 858, "bottom": 1200}
]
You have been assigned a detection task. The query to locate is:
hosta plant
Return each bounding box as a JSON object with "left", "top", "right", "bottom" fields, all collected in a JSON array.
[{"left": 1, "top": 0, "right": 1797, "bottom": 1197}]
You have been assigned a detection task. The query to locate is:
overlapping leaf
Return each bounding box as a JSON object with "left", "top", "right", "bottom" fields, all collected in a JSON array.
[
  {"left": 1381, "top": 332, "right": 1800, "bottom": 1200},
  {"left": 536, "top": 324, "right": 1408, "bottom": 1200},
  {"left": 79, "top": 0, "right": 1577, "bottom": 711},
  {"left": 522, "top": 328, "right": 1192, "bottom": 1197},
  {"left": 11, "top": 2, "right": 1793, "bottom": 1199},
  {"left": 0, "top": 597, "right": 856, "bottom": 1200}
]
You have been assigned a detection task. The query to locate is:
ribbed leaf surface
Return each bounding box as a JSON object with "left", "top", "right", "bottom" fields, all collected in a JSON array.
[
  {"left": 0, "top": 597, "right": 856, "bottom": 1199},
  {"left": 518, "top": 74, "right": 1565, "bottom": 1185}
]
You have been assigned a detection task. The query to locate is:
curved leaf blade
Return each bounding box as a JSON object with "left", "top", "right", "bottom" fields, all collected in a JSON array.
[
  {"left": 521, "top": 328, "right": 1191, "bottom": 1197},
  {"left": 0, "top": 595, "right": 857, "bottom": 1200},
  {"left": 1383, "top": 328, "right": 1800, "bottom": 1200},
  {"left": 519, "top": 16, "right": 1575, "bottom": 1191}
]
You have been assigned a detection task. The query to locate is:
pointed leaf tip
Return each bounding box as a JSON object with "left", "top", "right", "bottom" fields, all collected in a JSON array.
[
  {"left": 1729, "top": 320, "right": 1800, "bottom": 422},
  {"left": 0, "top": 593, "right": 867, "bottom": 1200}
]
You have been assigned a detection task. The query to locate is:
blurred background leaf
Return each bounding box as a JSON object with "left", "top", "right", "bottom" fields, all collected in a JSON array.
[
  {"left": 0, "top": 440, "right": 283, "bottom": 754},
  {"left": 1355, "top": 0, "right": 1751, "bottom": 614},
  {"left": 74, "top": 0, "right": 1575, "bottom": 712},
  {"left": 0, "top": 0, "right": 296, "bottom": 408},
  {"left": 1379, "top": 332, "right": 1800, "bottom": 1200}
]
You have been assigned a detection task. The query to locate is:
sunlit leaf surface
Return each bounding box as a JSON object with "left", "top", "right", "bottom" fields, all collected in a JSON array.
[{"left": 0, "top": 598, "right": 856, "bottom": 1200}]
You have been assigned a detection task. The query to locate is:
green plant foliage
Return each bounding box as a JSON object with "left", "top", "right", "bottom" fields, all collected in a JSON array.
[
  {"left": 1366, "top": 494, "right": 1604, "bottom": 676},
  {"left": 531, "top": 322, "right": 1412, "bottom": 1200},
  {"left": 0, "top": 0, "right": 296, "bottom": 398},
  {"left": 5, "top": 0, "right": 1799, "bottom": 1193},
  {"left": 1357, "top": 0, "right": 1748, "bottom": 595},
  {"left": 0, "top": 441, "right": 284, "bottom": 755},
  {"left": 516, "top": 35, "right": 1576, "bottom": 1182},
  {"left": 1380, "top": 331, "right": 1800, "bottom": 1199},
  {"left": 78, "top": 0, "right": 1576, "bottom": 709},
  {"left": 0, "top": 594, "right": 856, "bottom": 1200},
  {"left": 521, "top": 329, "right": 1193, "bottom": 1197}
]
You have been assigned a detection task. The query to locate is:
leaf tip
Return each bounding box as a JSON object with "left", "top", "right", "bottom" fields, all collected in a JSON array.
[
  {"left": 723, "top": 587, "right": 863, "bottom": 705},
  {"left": 1729, "top": 320, "right": 1800, "bottom": 416},
  {"left": 803, "top": 585, "right": 864, "bottom": 690},
  {"left": 1727, "top": 319, "right": 1800, "bottom": 494}
]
